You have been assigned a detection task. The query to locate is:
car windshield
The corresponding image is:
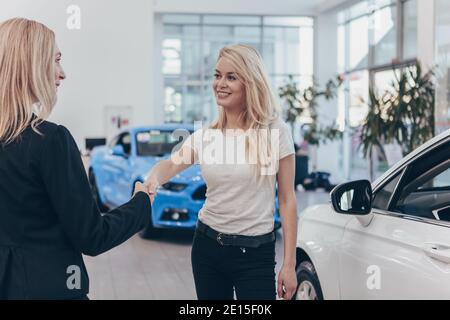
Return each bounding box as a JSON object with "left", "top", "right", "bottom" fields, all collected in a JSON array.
[{"left": 136, "top": 129, "right": 191, "bottom": 157}]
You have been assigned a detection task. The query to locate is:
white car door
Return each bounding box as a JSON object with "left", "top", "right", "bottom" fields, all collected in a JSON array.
[
  {"left": 103, "top": 132, "right": 133, "bottom": 205},
  {"left": 340, "top": 210, "right": 450, "bottom": 299},
  {"left": 338, "top": 143, "right": 450, "bottom": 299}
]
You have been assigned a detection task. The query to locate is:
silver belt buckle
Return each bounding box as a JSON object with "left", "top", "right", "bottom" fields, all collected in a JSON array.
[{"left": 217, "top": 233, "right": 224, "bottom": 245}]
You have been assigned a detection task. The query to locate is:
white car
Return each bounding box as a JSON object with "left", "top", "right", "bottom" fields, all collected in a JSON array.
[{"left": 295, "top": 130, "right": 450, "bottom": 300}]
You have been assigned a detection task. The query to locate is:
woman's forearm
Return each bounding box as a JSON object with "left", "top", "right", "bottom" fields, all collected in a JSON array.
[
  {"left": 279, "top": 198, "right": 298, "bottom": 268},
  {"left": 145, "top": 146, "right": 194, "bottom": 197},
  {"left": 147, "top": 159, "right": 178, "bottom": 185}
]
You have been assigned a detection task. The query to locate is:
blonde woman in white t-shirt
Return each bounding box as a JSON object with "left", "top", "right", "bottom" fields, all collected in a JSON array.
[{"left": 144, "top": 44, "right": 298, "bottom": 300}]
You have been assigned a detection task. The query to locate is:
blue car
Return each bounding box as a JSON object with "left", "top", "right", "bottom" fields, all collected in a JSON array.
[{"left": 89, "top": 124, "right": 281, "bottom": 238}]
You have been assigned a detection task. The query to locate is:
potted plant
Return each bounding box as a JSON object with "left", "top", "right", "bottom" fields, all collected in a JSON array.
[
  {"left": 278, "top": 75, "right": 343, "bottom": 189},
  {"left": 359, "top": 62, "right": 435, "bottom": 180}
]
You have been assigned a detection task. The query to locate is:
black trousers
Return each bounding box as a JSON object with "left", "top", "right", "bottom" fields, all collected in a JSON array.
[{"left": 191, "top": 229, "right": 276, "bottom": 300}]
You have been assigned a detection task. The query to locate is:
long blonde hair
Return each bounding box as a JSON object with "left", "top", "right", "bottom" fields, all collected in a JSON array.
[
  {"left": 211, "top": 44, "right": 281, "bottom": 172},
  {"left": 0, "top": 18, "right": 57, "bottom": 145}
]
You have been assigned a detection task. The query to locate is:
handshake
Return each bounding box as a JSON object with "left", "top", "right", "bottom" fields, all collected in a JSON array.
[{"left": 132, "top": 178, "right": 160, "bottom": 204}]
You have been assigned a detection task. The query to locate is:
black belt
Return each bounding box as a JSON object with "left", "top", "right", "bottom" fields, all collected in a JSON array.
[{"left": 196, "top": 220, "right": 275, "bottom": 248}]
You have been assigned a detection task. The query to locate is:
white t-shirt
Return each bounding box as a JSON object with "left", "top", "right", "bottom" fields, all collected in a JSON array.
[{"left": 182, "top": 118, "right": 294, "bottom": 236}]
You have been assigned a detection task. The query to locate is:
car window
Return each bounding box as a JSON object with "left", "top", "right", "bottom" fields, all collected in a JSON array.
[
  {"left": 372, "top": 171, "right": 402, "bottom": 211},
  {"left": 136, "top": 130, "right": 190, "bottom": 157},
  {"left": 108, "top": 135, "right": 119, "bottom": 148},
  {"left": 117, "top": 133, "right": 131, "bottom": 155},
  {"left": 417, "top": 167, "right": 450, "bottom": 190},
  {"left": 390, "top": 141, "right": 450, "bottom": 222}
]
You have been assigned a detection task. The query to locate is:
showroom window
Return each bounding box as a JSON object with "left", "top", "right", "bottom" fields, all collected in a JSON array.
[
  {"left": 435, "top": 0, "right": 450, "bottom": 135},
  {"left": 337, "top": 0, "right": 417, "bottom": 180},
  {"left": 161, "top": 14, "right": 314, "bottom": 123}
]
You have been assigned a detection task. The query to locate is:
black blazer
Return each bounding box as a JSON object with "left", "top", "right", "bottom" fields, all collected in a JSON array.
[{"left": 0, "top": 119, "right": 151, "bottom": 299}]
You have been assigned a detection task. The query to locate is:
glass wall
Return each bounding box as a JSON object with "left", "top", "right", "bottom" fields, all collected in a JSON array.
[
  {"left": 372, "top": 2, "right": 397, "bottom": 65},
  {"left": 436, "top": 0, "right": 450, "bottom": 135},
  {"left": 402, "top": 0, "right": 417, "bottom": 59},
  {"left": 337, "top": 0, "right": 417, "bottom": 180},
  {"left": 161, "top": 14, "right": 314, "bottom": 123}
]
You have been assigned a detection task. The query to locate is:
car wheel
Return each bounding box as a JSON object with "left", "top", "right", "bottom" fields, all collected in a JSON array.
[
  {"left": 293, "top": 261, "right": 323, "bottom": 300},
  {"left": 89, "top": 170, "right": 109, "bottom": 213}
]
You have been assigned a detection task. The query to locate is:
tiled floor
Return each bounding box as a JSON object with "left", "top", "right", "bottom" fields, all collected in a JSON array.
[{"left": 84, "top": 189, "right": 330, "bottom": 300}]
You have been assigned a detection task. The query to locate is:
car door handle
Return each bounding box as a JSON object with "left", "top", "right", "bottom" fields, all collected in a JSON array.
[{"left": 423, "top": 243, "right": 450, "bottom": 264}]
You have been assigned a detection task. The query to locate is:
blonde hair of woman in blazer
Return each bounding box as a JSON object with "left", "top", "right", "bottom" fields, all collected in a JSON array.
[{"left": 0, "top": 18, "right": 151, "bottom": 299}]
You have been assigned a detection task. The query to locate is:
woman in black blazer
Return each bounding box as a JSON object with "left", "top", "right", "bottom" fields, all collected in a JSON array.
[{"left": 0, "top": 18, "right": 152, "bottom": 299}]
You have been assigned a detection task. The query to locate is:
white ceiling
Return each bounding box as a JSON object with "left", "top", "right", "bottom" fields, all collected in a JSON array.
[
  {"left": 154, "top": 0, "right": 351, "bottom": 16},
  {"left": 308, "top": 0, "right": 350, "bottom": 14}
]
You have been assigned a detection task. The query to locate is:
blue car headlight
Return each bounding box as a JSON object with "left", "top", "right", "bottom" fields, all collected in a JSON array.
[{"left": 162, "top": 182, "right": 188, "bottom": 192}]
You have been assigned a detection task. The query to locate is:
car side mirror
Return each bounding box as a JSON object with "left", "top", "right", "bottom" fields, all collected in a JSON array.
[
  {"left": 111, "top": 145, "right": 127, "bottom": 158},
  {"left": 330, "top": 180, "right": 372, "bottom": 215}
]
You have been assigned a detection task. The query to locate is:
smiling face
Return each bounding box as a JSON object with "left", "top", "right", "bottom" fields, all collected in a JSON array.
[{"left": 213, "top": 57, "right": 246, "bottom": 112}]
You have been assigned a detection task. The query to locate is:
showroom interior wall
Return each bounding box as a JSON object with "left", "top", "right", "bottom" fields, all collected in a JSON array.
[
  {"left": 0, "top": 0, "right": 158, "bottom": 149},
  {"left": 436, "top": 0, "right": 450, "bottom": 134},
  {"left": 314, "top": 0, "right": 363, "bottom": 182},
  {"left": 417, "top": 0, "right": 435, "bottom": 72},
  {"left": 153, "top": 0, "right": 349, "bottom": 182},
  {"left": 156, "top": 0, "right": 354, "bottom": 183},
  {"left": 153, "top": 0, "right": 345, "bottom": 16},
  {"left": 314, "top": 10, "right": 345, "bottom": 181},
  {"left": 2, "top": 0, "right": 437, "bottom": 183},
  {"left": 0, "top": 0, "right": 348, "bottom": 151},
  {"left": 313, "top": 0, "right": 438, "bottom": 182}
]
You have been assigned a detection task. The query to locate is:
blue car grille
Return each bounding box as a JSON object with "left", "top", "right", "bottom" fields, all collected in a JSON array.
[{"left": 192, "top": 185, "right": 207, "bottom": 200}]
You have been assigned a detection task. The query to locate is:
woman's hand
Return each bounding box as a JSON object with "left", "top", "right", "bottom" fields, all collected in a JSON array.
[
  {"left": 141, "top": 157, "right": 194, "bottom": 203},
  {"left": 277, "top": 265, "right": 297, "bottom": 300},
  {"left": 277, "top": 154, "right": 298, "bottom": 300},
  {"left": 143, "top": 177, "right": 160, "bottom": 202},
  {"left": 133, "top": 181, "right": 155, "bottom": 204}
]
